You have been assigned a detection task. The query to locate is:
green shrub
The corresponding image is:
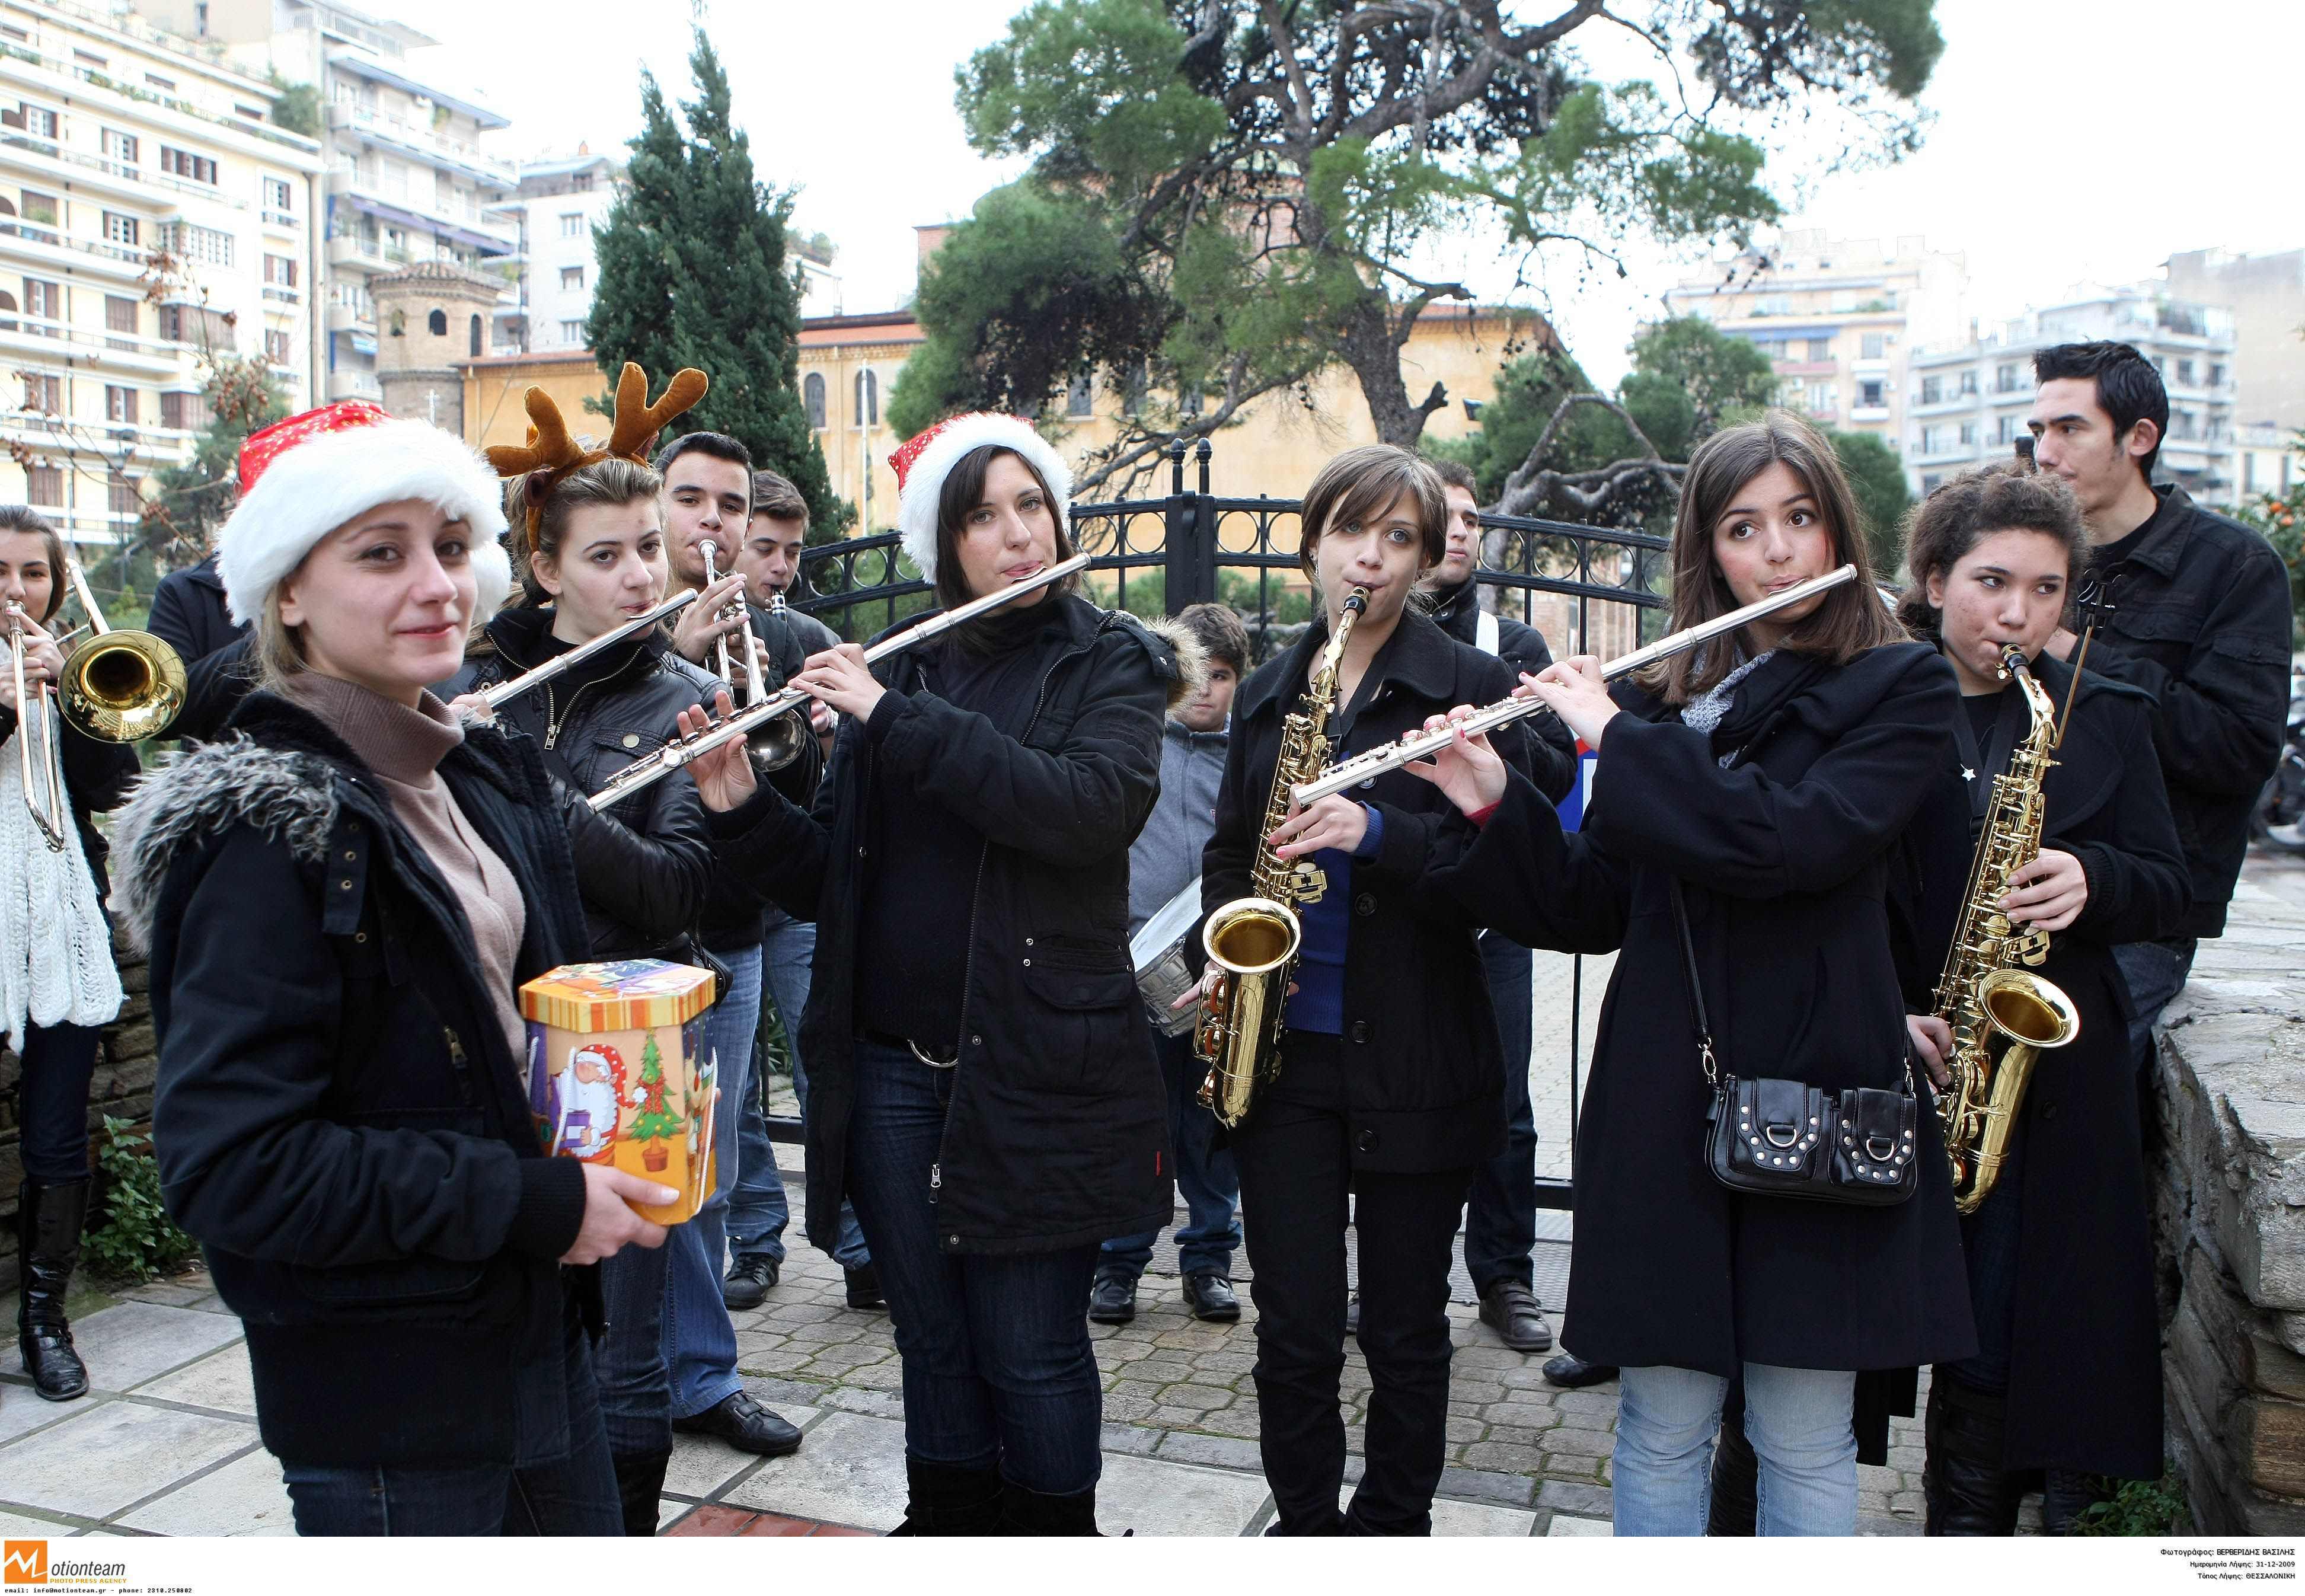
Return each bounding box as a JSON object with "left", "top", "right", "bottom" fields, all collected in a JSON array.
[
  {"left": 2067, "top": 1467, "right": 2189, "bottom": 1536},
  {"left": 81, "top": 1116, "right": 199, "bottom": 1283}
]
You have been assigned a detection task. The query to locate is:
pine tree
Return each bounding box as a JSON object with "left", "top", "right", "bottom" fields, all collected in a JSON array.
[
  {"left": 587, "top": 30, "right": 844, "bottom": 534},
  {"left": 626, "top": 1033, "right": 682, "bottom": 1145}
]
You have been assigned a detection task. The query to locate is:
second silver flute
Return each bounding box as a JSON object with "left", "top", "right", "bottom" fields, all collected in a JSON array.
[
  {"left": 587, "top": 552, "right": 1092, "bottom": 812},
  {"left": 481, "top": 588, "right": 700, "bottom": 709},
  {"left": 1292, "top": 564, "right": 1858, "bottom": 806}
]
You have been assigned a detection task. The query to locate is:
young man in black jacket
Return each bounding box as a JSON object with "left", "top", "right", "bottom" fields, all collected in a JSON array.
[
  {"left": 2028, "top": 342, "right": 2295, "bottom": 1077},
  {"left": 145, "top": 551, "right": 256, "bottom": 743},
  {"left": 1411, "top": 461, "right": 1578, "bottom": 1356}
]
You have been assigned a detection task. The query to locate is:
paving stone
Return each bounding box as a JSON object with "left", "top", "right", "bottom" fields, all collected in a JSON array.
[
  {"left": 1435, "top": 1466, "right": 1534, "bottom": 1508},
  {"left": 132, "top": 1344, "right": 257, "bottom": 1418},
  {"left": 0, "top": 1508, "right": 78, "bottom": 1537},
  {"left": 66, "top": 1303, "right": 244, "bottom": 1393},
  {"left": 1154, "top": 1431, "right": 1263, "bottom": 1473},
  {"left": 1860, "top": 1512, "right": 1925, "bottom": 1537},
  {"left": 117, "top": 1446, "right": 289, "bottom": 1536},
  {"left": 665, "top": 1408, "right": 818, "bottom": 1499},
  {"left": 0, "top": 1401, "right": 253, "bottom": 1518},
  {"left": 1549, "top": 1387, "right": 1620, "bottom": 1418},
  {"left": 721, "top": 1410, "right": 907, "bottom": 1533},
  {"left": 1102, "top": 1394, "right": 1158, "bottom": 1423},
  {"left": 1547, "top": 1512, "right": 1612, "bottom": 1536},
  {"left": 818, "top": 1387, "right": 903, "bottom": 1421},
  {"left": 1154, "top": 1383, "right": 1235, "bottom": 1412},
  {"left": 1096, "top": 1454, "right": 1271, "bottom": 1536},
  {"left": 0, "top": 1379, "right": 91, "bottom": 1447},
  {"left": 1542, "top": 1426, "right": 1615, "bottom": 1459},
  {"left": 1349, "top": 1488, "right": 1538, "bottom": 1537},
  {"left": 1442, "top": 1415, "right": 1486, "bottom": 1444},
  {"left": 1101, "top": 1423, "right": 1160, "bottom": 1456},
  {"left": 1481, "top": 1400, "right": 1557, "bottom": 1430},
  {"left": 1537, "top": 1479, "right": 1615, "bottom": 1518}
]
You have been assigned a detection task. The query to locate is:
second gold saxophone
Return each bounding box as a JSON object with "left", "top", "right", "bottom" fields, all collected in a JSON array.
[
  {"left": 1933, "top": 647, "right": 2080, "bottom": 1215},
  {"left": 1195, "top": 588, "right": 1367, "bottom": 1128}
]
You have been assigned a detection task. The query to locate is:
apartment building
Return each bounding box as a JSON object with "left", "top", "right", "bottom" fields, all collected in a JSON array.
[
  {"left": 136, "top": 0, "right": 516, "bottom": 404},
  {"left": 0, "top": 0, "right": 322, "bottom": 546},
  {"left": 2164, "top": 247, "right": 2305, "bottom": 436},
  {"left": 1904, "top": 286, "right": 2238, "bottom": 504},
  {"left": 1660, "top": 229, "right": 1971, "bottom": 455},
  {"left": 486, "top": 148, "right": 617, "bottom": 356}
]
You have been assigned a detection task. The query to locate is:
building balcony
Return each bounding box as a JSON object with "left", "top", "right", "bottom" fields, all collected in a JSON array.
[
  {"left": 1849, "top": 404, "right": 1892, "bottom": 423},
  {"left": 1773, "top": 359, "right": 1838, "bottom": 378},
  {"left": 0, "top": 41, "right": 318, "bottom": 170},
  {"left": 261, "top": 207, "right": 301, "bottom": 233},
  {"left": 0, "top": 219, "right": 152, "bottom": 282},
  {"left": 0, "top": 316, "right": 188, "bottom": 377},
  {"left": 326, "top": 173, "right": 519, "bottom": 256},
  {"left": 1911, "top": 442, "right": 1981, "bottom": 467},
  {"left": 1909, "top": 393, "right": 1977, "bottom": 416},
  {"left": 327, "top": 369, "right": 382, "bottom": 403},
  {"left": 325, "top": 299, "right": 373, "bottom": 334},
  {"left": 328, "top": 103, "right": 517, "bottom": 191}
]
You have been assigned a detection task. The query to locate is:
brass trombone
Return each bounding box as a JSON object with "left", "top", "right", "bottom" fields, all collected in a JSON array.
[
  {"left": 7, "top": 601, "right": 69, "bottom": 851},
  {"left": 53, "top": 559, "right": 187, "bottom": 744}
]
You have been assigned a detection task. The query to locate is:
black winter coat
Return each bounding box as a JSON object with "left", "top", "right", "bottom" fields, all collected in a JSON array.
[
  {"left": 1425, "top": 579, "right": 1579, "bottom": 804},
  {"left": 0, "top": 698, "right": 141, "bottom": 899},
  {"left": 144, "top": 556, "right": 256, "bottom": 746},
  {"left": 2079, "top": 485, "right": 2293, "bottom": 936},
  {"left": 1205, "top": 608, "right": 1536, "bottom": 1170},
  {"left": 116, "top": 689, "right": 594, "bottom": 1467},
  {"left": 1897, "top": 649, "right": 2186, "bottom": 1476},
  {"left": 443, "top": 607, "right": 765, "bottom": 962},
  {"left": 705, "top": 592, "right": 1180, "bottom": 1255},
  {"left": 1429, "top": 643, "right": 1978, "bottom": 1375}
]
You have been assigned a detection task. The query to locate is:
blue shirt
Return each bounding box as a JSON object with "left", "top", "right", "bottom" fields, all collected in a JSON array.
[{"left": 1282, "top": 804, "right": 1384, "bottom": 1035}]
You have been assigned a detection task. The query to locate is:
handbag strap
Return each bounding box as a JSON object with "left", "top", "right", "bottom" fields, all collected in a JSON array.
[{"left": 1665, "top": 878, "right": 1719, "bottom": 1089}]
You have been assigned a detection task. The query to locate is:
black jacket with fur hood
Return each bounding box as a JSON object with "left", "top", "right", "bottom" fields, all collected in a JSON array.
[
  {"left": 705, "top": 592, "right": 1199, "bottom": 1256},
  {"left": 111, "top": 687, "right": 595, "bottom": 1468}
]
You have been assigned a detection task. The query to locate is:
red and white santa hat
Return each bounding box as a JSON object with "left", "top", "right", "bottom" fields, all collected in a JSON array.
[
  {"left": 216, "top": 400, "right": 512, "bottom": 627},
  {"left": 889, "top": 412, "right": 1071, "bottom": 585}
]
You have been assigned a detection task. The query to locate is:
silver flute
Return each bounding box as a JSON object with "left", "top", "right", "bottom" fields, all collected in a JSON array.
[
  {"left": 1292, "top": 564, "right": 1858, "bottom": 806},
  {"left": 586, "top": 552, "right": 1091, "bottom": 812},
  {"left": 479, "top": 589, "right": 701, "bottom": 709}
]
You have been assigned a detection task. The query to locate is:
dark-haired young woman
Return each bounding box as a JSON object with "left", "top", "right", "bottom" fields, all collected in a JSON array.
[
  {"left": 672, "top": 414, "right": 1182, "bottom": 1535},
  {"left": 445, "top": 454, "right": 816, "bottom": 1528},
  {"left": 1892, "top": 464, "right": 2186, "bottom": 1534},
  {"left": 1192, "top": 443, "right": 1535, "bottom": 1536},
  {"left": 1410, "top": 411, "right": 1977, "bottom": 1536},
  {"left": 2, "top": 507, "right": 140, "bottom": 1402}
]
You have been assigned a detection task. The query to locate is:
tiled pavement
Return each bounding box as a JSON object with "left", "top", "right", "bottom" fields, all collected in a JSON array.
[{"left": 0, "top": 940, "right": 2070, "bottom": 1538}]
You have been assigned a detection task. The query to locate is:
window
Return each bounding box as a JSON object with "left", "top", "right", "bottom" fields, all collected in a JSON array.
[
  {"left": 1861, "top": 333, "right": 1885, "bottom": 361},
  {"left": 557, "top": 319, "right": 583, "bottom": 344},
  {"left": 18, "top": 191, "right": 56, "bottom": 227},
  {"left": 426, "top": 308, "right": 446, "bottom": 336},
  {"left": 105, "top": 294, "right": 136, "bottom": 337},
  {"left": 570, "top": 173, "right": 593, "bottom": 191},
  {"left": 1858, "top": 379, "right": 1885, "bottom": 408},
  {"left": 1065, "top": 374, "right": 1093, "bottom": 417},
  {"left": 264, "top": 328, "right": 292, "bottom": 364},
  {"left": 559, "top": 212, "right": 583, "bottom": 238},
  {"left": 0, "top": 288, "right": 14, "bottom": 331},
  {"left": 158, "top": 304, "right": 235, "bottom": 350},
  {"left": 108, "top": 473, "right": 141, "bottom": 516},
  {"left": 560, "top": 266, "right": 583, "bottom": 292},
  {"left": 263, "top": 253, "right": 297, "bottom": 287},
  {"left": 1958, "top": 371, "right": 1977, "bottom": 395},
  {"left": 468, "top": 314, "right": 481, "bottom": 357},
  {"left": 263, "top": 176, "right": 293, "bottom": 216},
  {"left": 233, "top": 104, "right": 265, "bottom": 122},
  {"left": 1808, "top": 339, "right": 1832, "bottom": 362},
  {"left": 803, "top": 371, "right": 825, "bottom": 428},
  {"left": 1920, "top": 376, "right": 1943, "bottom": 404},
  {"left": 145, "top": 73, "right": 175, "bottom": 91},
  {"left": 1921, "top": 473, "right": 1943, "bottom": 496},
  {"left": 101, "top": 129, "right": 138, "bottom": 171},
  {"left": 158, "top": 146, "right": 218, "bottom": 185},
  {"left": 106, "top": 385, "right": 139, "bottom": 424},
  {"left": 158, "top": 222, "right": 233, "bottom": 267},
  {"left": 855, "top": 368, "right": 877, "bottom": 426},
  {"left": 14, "top": 104, "right": 58, "bottom": 140},
  {"left": 161, "top": 390, "right": 211, "bottom": 430},
  {"left": 22, "top": 277, "right": 60, "bottom": 325},
  {"left": 1992, "top": 415, "right": 2015, "bottom": 445},
  {"left": 103, "top": 212, "right": 139, "bottom": 247},
  {"left": 1958, "top": 421, "right": 1979, "bottom": 446},
  {"left": 26, "top": 464, "right": 60, "bottom": 506},
  {"left": 2209, "top": 363, "right": 2228, "bottom": 388},
  {"left": 22, "top": 374, "right": 59, "bottom": 412},
  {"left": 75, "top": 49, "right": 108, "bottom": 68},
  {"left": 2176, "top": 358, "right": 2197, "bottom": 387}
]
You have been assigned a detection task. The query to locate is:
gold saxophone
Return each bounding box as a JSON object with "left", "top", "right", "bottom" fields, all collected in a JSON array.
[
  {"left": 1196, "top": 588, "right": 1368, "bottom": 1128},
  {"left": 1933, "top": 647, "right": 2081, "bottom": 1215}
]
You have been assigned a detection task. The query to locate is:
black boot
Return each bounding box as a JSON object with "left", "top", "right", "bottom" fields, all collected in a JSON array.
[
  {"left": 887, "top": 1455, "right": 1005, "bottom": 1536},
  {"left": 611, "top": 1447, "right": 671, "bottom": 1537},
  {"left": 1923, "top": 1372, "right": 2021, "bottom": 1536},
  {"left": 2042, "top": 1470, "right": 2110, "bottom": 1535},
  {"left": 17, "top": 1179, "right": 91, "bottom": 1402},
  {"left": 999, "top": 1477, "right": 1103, "bottom": 1536},
  {"left": 1707, "top": 1381, "right": 1757, "bottom": 1536}
]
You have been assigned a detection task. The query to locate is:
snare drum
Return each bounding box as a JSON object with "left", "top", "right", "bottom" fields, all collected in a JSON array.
[{"left": 1129, "top": 878, "right": 1205, "bottom": 1038}]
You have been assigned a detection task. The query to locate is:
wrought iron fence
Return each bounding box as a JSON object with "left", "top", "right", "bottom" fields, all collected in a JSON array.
[{"left": 786, "top": 439, "right": 1672, "bottom": 1208}]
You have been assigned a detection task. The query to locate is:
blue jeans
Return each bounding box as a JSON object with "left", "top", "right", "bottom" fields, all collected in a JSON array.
[
  {"left": 284, "top": 1305, "right": 620, "bottom": 1535},
  {"left": 1463, "top": 936, "right": 1537, "bottom": 1295},
  {"left": 1099, "top": 1029, "right": 1239, "bottom": 1280},
  {"left": 662, "top": 944, "right": 757, "bottom": 1419},
  {"left": 596, "top": 1228, "right": 671, "bottom": 1461},
  {"left": 728, "top": 920, "right": 799, "bottom": 1265},
  {"left": 2116, "top": 936, "right": 2195, "bottom": 1076},
  {"left": 1613, "top": 1363, "right": 1857, "bottom": 1536},
  {"left": 844, "top": 1034, "right": 1102, "bottom": 1493}
]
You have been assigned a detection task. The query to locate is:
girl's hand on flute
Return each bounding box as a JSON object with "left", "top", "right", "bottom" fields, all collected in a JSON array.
[
  {"left": 675, "top": 692, "right": 758, "bottom": 812},
  {"left": 1402, "top": 704, "right": 1508, "bottom": 815},
  {"left": 1524, "top": 657, "right": 1620, "bottom": 749}
]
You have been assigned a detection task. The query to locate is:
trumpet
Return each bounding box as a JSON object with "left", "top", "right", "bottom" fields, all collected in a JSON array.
[
  {"left": 1292, "top": 565, "right": 1859, "bottom": 806},
  {"left": 7, "top": 601, "right": 68, "bottom": 851},
  {"left": 480, "top": 589, "right": 701, "bottom": 710},
  {"left": 698, "top": 538, "right": 810, "bottom": 774},
  {"left": 588, "top": 552, "right": 1090, "bottom": 812}
]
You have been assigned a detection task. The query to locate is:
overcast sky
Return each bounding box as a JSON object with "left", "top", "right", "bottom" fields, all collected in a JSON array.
[{"left": 375, "top": 0, "right": 2298, "bottom": 388}]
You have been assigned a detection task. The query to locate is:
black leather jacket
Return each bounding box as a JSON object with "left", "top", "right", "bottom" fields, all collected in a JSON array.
[{"left": 444, "top": 607, "right": 721, "bottom": 961}]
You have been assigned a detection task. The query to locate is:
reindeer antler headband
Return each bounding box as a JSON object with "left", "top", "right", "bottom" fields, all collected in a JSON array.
[{"left": 487, "top": 361, "right": 710, "bottom": 532}]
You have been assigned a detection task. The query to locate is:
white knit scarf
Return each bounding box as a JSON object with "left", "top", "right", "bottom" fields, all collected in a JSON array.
[{"left": 0, "top": 700, "right": 124, "bottom": 1051}]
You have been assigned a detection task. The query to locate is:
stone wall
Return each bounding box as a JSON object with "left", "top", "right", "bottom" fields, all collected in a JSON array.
[
  {"left": 0, "top": 928, "right": 156, "bottom": 1292},
  {"left": 2155, "top": 854, "right": 2305, "bottom": 1534}
]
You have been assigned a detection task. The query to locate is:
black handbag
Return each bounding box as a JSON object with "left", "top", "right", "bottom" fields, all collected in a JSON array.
[{"left": 1668, "top": 879, "right": 1920, "bottom": 1207}]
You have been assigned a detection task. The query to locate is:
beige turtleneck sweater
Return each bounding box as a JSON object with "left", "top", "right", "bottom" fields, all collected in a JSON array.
[{"left": 285, "top": 672, "right": 529, "bottom": 1066}]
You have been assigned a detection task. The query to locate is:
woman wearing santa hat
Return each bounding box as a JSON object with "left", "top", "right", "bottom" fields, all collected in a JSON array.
[
  {"left": 112, "top": 401, "right": 676, "bottom": 1536},
  {"left": 673, "top": 412, "right": 1192, "bottom": 1534}
]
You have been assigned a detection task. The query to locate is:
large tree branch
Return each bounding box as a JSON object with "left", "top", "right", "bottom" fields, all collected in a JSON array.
[
  {"left": 1493, "top": 456, "right": 1684, "bottom": 521},
  {"left": 1069, "top": 353, "right": 1309, "bottom": 497},
  {"left": 1257, "top": 0, "right": 1322, "bottom": 143}
]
